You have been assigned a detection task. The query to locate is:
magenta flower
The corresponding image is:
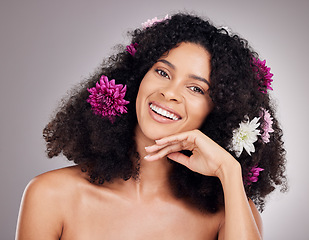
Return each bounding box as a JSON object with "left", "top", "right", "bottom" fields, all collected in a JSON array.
[
  {"left": 259, "top": 108, "right": 274, "bottom": 143},
  {"left": 245, "top": 165, "right": 264, "bottom": 185},
  {"left": 126, "top": 43, "right": 138, "bottom": 56},
  {"left": 87, "top": 75, "right": 130, "bottom": 123},
  {"left": 252, "top": 58, "right": 274, "bottom": 93}
]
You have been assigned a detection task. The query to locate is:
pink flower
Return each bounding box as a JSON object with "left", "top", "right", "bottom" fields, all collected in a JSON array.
[
  {"left": 245, "top": 165, "right": 264, "bottom": 185},
  {"left": 87, "top": 75, "right": 130, "bottom": 123},
  {"left": 252, "top": 58, "right": 274, "bottom": 93},
  {"left": 259, "top": 108, "right": 274, "bottom": 143},
  {"left": 141, "top": 14, "right": 170, "bottom": 28},
  {"left": 126, "top": 43, "right": 138, "bottom": 56}
]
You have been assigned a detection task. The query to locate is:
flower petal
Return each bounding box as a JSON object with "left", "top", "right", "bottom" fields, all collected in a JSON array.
[
  {"left": 230, "top": 115, "right": 260, "bottom": 157},
  {"left": 86, "top": 75, "right": 130, "bottom": 122}
]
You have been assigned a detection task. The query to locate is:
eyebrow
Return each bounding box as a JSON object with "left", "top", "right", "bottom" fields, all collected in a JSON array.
[
  {"left": 157, "top": 59, "right": 210, "bottom": 86},
  {"left": 188, "top": 74, "right": 210, "bottom": 87}
]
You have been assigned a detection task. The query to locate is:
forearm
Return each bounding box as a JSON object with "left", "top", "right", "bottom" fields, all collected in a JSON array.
[{"left": 217, "top": 160, "right": 262, "bottom": 240}]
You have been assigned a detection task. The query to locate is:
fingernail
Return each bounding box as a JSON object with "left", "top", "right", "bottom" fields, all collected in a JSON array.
[{"left": 144, "top": 155, "right": 150, "bottom": 160}]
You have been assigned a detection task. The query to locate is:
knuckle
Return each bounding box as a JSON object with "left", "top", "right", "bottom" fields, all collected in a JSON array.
[{"left": 167, "top": 145, "right": 176, "bottom": 154}]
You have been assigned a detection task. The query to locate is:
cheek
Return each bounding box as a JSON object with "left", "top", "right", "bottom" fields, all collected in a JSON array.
[
  {"left": 188, "top": 99, "right": 213, "bottom": 127},
  {"left": 136, "top": 73, "right": 152, "bottom": 97},
  {"left": 135, "top": 75, "right": 153, "bottom": 118},
  {"left": 136, "top": 73, "right": 161, "bottom": 105},
  {"left": 135, "top": 85, "right": 145, "bottom": 120}
]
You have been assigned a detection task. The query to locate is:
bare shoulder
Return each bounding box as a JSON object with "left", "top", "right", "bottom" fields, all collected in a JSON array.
[
  {"left": 30, "top": 165, "right": 85, "bottom": 187},
  {"left": 23, "top": 166, "right": 84, "bottom": 200},
  {"left": 16, "top": 166, "right": 87, "bottom": 240},
  {"left": 217, "top": 198, "right": 263, "bottom": 239},
  {"left": 23, "top": 166, "right": 93, "bottom": 210},
  {"left": 248, "top": 199, "right": 263, "bottom": 235},
  {"left": 34, "top": 165, "right": 84, "bottom": 181}
]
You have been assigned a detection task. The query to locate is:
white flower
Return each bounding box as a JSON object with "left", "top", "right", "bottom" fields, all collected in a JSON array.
[{"left": 230, "top": 116, "right": 260, "bottom": 157}]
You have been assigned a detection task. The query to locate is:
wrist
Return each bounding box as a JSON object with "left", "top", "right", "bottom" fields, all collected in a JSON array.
[{"left": 216, "top": 158, "right": 242, "bottom": 186}]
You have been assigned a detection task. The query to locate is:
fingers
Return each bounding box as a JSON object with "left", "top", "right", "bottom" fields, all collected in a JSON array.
[
  {"left": 144, "top": 142, "right": 173, "bottom": 153},
  {"left": 154, "top": 132, "right": 190, "bottom": 146},
  {"left": 144, "top": 131, "right": 200, "bottom": 161},
  {"left": 144, "top": 142, "right": 184, "bottom": 161}
]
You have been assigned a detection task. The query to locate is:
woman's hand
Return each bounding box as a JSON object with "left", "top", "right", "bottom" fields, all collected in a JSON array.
[
  {"left": 144, "top": 129, "right": 237, "bottom": 178},
  {"left": 145, "top": 129, "right": 263, "bottom": 239}
]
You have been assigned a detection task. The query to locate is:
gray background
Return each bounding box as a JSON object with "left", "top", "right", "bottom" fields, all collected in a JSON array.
[{"left": 1, "top": 0, "right": 308, "bottom": 239}]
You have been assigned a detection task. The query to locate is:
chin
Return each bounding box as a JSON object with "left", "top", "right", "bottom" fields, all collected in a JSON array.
[
  {"left": 144, "top": 127, "right": 172, "bottom": 141},
  {"left": 136, "top": 123, "right": 175, "bottom": 142}
]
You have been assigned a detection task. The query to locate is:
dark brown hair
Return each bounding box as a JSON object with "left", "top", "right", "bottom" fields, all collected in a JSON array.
[{"left": 43, "top": 13, "right": 287, "bottom": 213}]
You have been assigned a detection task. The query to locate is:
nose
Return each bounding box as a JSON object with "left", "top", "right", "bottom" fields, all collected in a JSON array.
[{"left": 160, "top": 83, "right": 183, "bottom": 102}]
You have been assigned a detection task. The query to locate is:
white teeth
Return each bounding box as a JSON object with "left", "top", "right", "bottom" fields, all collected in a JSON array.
[{"left": 150, "top": 104, "right": 179, "bottom": 120}]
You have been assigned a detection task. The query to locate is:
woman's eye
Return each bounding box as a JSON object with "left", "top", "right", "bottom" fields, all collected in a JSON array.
[
  {"left": 155, "top": 69, "right": 170, "bottom": 79},
  {"left": 189, "top": 86, "right": 205, "bottom": 94}
]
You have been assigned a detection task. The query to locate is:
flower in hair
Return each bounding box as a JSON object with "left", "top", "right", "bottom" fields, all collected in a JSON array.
[
  {"left": 141, "top": 14, "right": 169, "bottom": 28},
  {"left": 259, "top": 108, "right": 274, "bottom": 143},
  {"left": 126, "top": 43, "right": 138, "bottom": 56},
  {"left": 252, "top": 58, "right": 274, "bottom": 93},
  {"left": 87, "top": 75, "right": 129, "bottom": 123},
  {"left": 245, "top": 165, "right": 264, "bottom": 185},
  {"left": 229, "top": 116, "right": 260, "bottom": 157}
]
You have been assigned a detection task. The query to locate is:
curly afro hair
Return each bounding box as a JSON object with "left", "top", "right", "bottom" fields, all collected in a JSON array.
[{"left": 43, "top": 13, "right": 287, "bottom": 213}]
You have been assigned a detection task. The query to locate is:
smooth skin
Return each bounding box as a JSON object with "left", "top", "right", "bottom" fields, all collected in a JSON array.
[
  {"left": 145, "top": 130, "right": 263, "bottom": 239},
  {"left": 16, "top": 43, "right": 262, "bottom": 239}
]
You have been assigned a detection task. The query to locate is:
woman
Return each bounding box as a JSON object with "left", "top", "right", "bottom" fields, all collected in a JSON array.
[{"left": 16, "top": 13, "right": 287, "bottom": 239}]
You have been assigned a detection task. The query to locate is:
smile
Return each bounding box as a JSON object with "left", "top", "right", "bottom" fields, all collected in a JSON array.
[{"left": 149, "top": 103, "right": 181, "bottom": 121}]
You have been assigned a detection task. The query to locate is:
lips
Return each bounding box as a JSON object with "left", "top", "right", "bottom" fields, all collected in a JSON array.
[{"left": 149, "top": 102, "right": 182, "bottom": 121}]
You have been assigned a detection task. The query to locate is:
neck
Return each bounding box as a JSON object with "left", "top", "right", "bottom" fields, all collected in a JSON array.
[{"left": 130, "top": 125, "right": 172, "bottom": 199}]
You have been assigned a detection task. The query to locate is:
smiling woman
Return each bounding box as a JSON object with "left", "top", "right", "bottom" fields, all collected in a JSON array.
[
  {"left": 136, "top": 43, "right": 213, "bottom": 140},
  {"left": 16, "top": 13, "right": 287, "bottom": 240}
]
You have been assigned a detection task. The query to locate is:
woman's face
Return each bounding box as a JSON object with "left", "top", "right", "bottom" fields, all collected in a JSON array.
[{"left": 135, "top": 42, "right": 213, "bottom": 141}]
